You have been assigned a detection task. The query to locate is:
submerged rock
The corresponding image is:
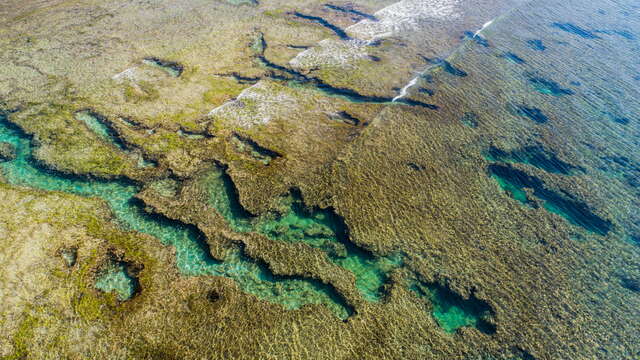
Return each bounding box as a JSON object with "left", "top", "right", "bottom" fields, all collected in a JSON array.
[{"left": 0, "top": 141, "right": 16, "bottom": 161}]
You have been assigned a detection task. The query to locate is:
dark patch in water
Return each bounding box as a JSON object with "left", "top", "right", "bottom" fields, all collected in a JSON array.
[
  {"left": 485, "top": 145, "right": 581, "bottom": 175},
  {"left": 527, "top": 39, "right": 546, "bottom": 51},
  {"left": 422, "top": 57, "right": 468, "bottom": 77},
  {"left": 142, "top": 57, "right": 184, "bottom": 77},
  {"left": 508, "top": 104, "right": 549, "bottom": 124},
  {"left": 368, "top": 55, "right": 381, "bottom": 62},
  {"left": 328, "top": 111, "right": 361, "bottom": 126},
  {"left": 324, "top": 4, "right": 378, "bottom": 21},
  {"left": 206, "top": 290, "right": 221, "bottom": 302},
  {"left": 407, "top": 162, "right": 425, "bottom": 171},
  {"left": 461, "top": 112, "right": 479, "bottom": 128},
  {"left": 620, "top": 276, "right": 640, "bottom": 292},
  {"left": 418, "top": 88, "right": 435, "bottom": 96},
  {"left": 421, "top": 74, "right": 435, "bottom": 83},
  {"left": 488, "top": 164, "right": 612, "bottom": 235},
  {"left": 594, "top": 29, "right": 636, "bottom": 40},
  {"left": 501, "top": 52, "right": 526, "bottom": 64},
  {"left": 599, "top": 155, "right": 640, "bottom": 191},
  {"left": 551, "top": 22, "right": 601, "bottom": 39},
  {"left": 231, "top": 133, "right": 282, "bottom": 165},
  {"left": 287, "top": 44, "right": 310, "bottom": 50},
  {"left": 603, "top": 112, "right": 631, "bottom": 125},
  {"left": 511, "top": 347, "right": 538, "bottom": 360},
  {"left": 409, "top": 278, "right": 496, "bottom": 334},
  {"left": 293, "top": 12, "right": 350, "bottom": 40},
  {"left": 441, "top": 60, "right": 467, "bottom": 77},
  {"left": 528, "top": 76, "right": 574, "bottom": 96},
  {"left": 462, "top": 31, "right": 490, "bottom": 47}
]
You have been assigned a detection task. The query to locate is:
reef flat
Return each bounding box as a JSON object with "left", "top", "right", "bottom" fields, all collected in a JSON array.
[{"left": 0, "top": 0, "right": 639, "bottom": 358}]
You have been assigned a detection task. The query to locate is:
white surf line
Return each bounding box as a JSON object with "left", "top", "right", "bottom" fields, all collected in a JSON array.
[
  {"left": 392, "top": 75, "right": 419, "bottom": 102},
  {"left": 473, "top": 18, "right": 495, "bottom": 37}
]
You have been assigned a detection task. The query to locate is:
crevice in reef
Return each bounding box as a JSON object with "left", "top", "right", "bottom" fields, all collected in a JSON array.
[
  {"left": 487, "top": 163, "right": 611, "bottom": 235},
  {"left": 323, "top": 4, "right": 378, "bottom": 22},
  {"left": 177, "top": 127, "right": 212, "bottom": 140},
  {"left": 230, "top": 133, "right": 282, "bottom": 165},
  {"left": 75, "top": 109, "right": 128, "bottom": 151},
  {"left": 527, "top": 74, "right": 574, "bottom": 96},
  {"left": 484, "top": 145, "right": 583, "bottom": 175},
  {"left": 421, "top": 56, "right": 468, "bottom": 77},
  {"left": 214, "top": 72, "right": 261, "bottom": 85},
  {"left": 460, "top": 112, "right": 479, "bottom": 128},
  {"left": 200, "top": 167, "right": 403, "bottom": 302},
  {"left": 142, "top": 57, "right": 184, "bottom": 77},
  {"left": 74, "top": 109, "right": 157, "bottom": 168},
  {"left": 506, "top": 103, "right": 549, "bottom": 124},
  {"left": 292, "top": 12, "right": 350, "bottom": 40},
  {"left": 409, "top": 276, "right": 496, "bottom": 334}
]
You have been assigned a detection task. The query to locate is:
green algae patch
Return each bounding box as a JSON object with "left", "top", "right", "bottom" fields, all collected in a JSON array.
[
  {"left": 410, "top": 279, "right": 495, "bottom": 334},
  {"left": 123, "top": 81, "right": 160, "bottom": 103},
  {"left": 203, "top": 77, "right": 249, "bottom": 107},
  {"left": 142, "top": 57, "right": 184, "bottom": 78}
]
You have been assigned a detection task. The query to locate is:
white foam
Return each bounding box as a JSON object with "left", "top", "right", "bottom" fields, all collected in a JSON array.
[
  {"left": 473, "top": 18, "right": 495, "bottom": 37},
  {"left": 392, "top": 76, "right": 419, "bottom": 101},
  {"left": 347, "top": 0, "right": 461, "bottom": 41}
]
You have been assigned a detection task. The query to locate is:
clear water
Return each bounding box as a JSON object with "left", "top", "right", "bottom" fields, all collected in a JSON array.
[
  {"left": 95, "top": 261, "right": 138, "bottom": 301},
  {"left": 0, "top": 118, "right": 352, "bottom": 319},
  {"left": 75, "top": 111, "right": 123, "bottom": 149},
  {"left": 141, "top": 58, "right": 183, "bottom": 77},
  {"left": 410, "top": 279, "right": 495, "bottom": 334}
]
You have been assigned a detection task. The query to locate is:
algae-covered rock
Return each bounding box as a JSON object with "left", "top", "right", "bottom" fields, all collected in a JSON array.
[{"left": 0, "top": 142, "right": 16, "bottom": 161}]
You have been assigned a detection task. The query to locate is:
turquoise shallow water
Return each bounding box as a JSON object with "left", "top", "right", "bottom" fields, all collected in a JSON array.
[
  {"left": 202, "top": 169, "right": 403, "bottom": 302},
  {"left": 0, "top": 117, "right": 352, "bottom": 319},
  {"left": 409, "top": 279, "right": 495, "bottom": 334},
  {"left": 95, "top": 261, "right": 139, "bottom": 301}
]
